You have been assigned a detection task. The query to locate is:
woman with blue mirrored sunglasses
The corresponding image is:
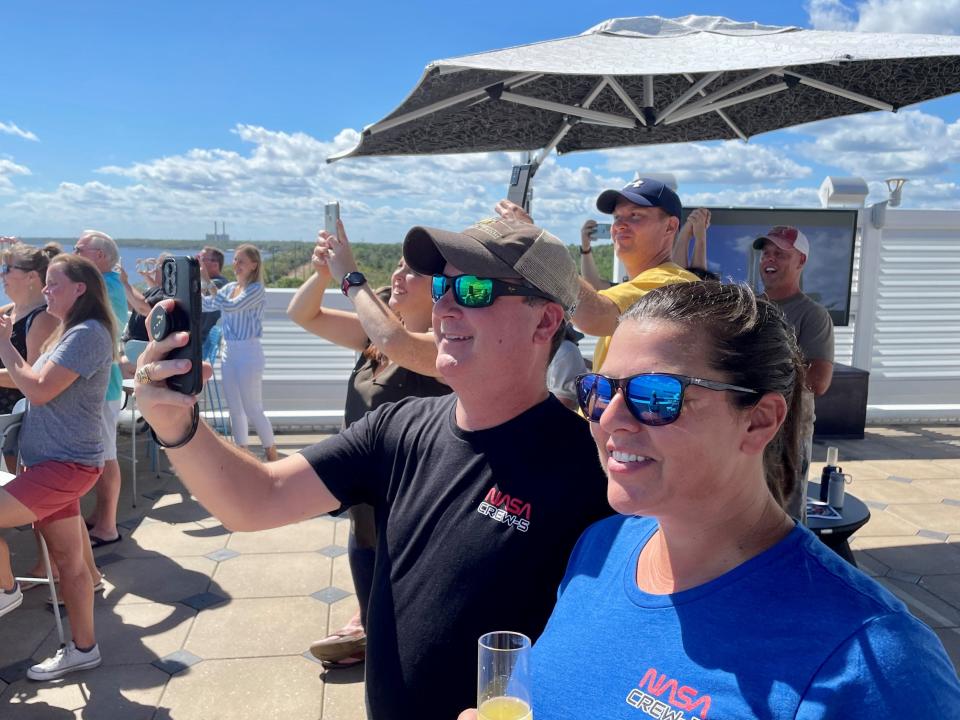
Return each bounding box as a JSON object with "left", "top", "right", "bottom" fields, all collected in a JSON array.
[
  {"left": 431, "top": 274, "right": 550, "bottom": 308},
  {"left": 523, "top": 281, "right": 960, "bottom": 719}
]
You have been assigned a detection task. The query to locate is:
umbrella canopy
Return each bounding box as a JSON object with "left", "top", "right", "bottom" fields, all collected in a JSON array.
[{"left": 330, "top": 15, "right": 960, "bottom": 164}]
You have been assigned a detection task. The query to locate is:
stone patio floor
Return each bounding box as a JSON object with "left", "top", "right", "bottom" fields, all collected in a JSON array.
[{"left": 2, "top": 424, "right": 960, "bottom": 718}]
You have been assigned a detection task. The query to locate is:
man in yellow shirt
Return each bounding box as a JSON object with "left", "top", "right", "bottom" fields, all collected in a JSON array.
[{"left": 573, "top": 179, "right": 698, "bottom": 370}]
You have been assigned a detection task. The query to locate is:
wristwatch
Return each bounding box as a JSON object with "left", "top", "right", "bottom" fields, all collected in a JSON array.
[{"left": 341, "top": 271, "right": 367, "bottom": 296}]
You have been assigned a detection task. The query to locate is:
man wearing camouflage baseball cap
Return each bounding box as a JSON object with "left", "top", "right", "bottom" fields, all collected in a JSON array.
[{"left": 134, "top": 216, "right": 612, "bottom": 720}]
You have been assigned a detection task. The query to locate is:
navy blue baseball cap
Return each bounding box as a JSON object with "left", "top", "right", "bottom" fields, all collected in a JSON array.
[{"left": 596, "top": 178, "right": 682, "bottom": 220}]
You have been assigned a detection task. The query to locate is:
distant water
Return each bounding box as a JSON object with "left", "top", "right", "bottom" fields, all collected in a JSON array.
[{"left": 0, "top": 245, "right": 242, "bottom": 306}]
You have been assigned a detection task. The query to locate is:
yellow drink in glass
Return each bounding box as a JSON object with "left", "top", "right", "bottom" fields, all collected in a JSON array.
[{"left": 478, "top": 696, "right": 532, "bottom": 720}]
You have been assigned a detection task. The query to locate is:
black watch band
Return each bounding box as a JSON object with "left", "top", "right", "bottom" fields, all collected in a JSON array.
[
  {"left": 579, "top": 246, "right": 592, "bottom": 255},
  {"left": 341, "top": 271, "right": 367, "bottom": 296},
  {"left": 151, "top": 404, "right": 201, "bottom": 450}
]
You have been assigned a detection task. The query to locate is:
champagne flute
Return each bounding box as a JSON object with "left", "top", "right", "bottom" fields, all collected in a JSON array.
[{"left": 477, "top": 631, "right": 533, "bottom": 720}]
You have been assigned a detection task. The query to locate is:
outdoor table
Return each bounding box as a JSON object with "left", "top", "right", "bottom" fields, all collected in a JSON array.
[{"left": 806, "top": 480, "right": 871, "bottom": 567}]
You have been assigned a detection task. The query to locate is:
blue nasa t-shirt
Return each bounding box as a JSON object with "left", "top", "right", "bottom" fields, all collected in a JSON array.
[{"left": 531, "top": 515, "right": 960, "bottom": 719}]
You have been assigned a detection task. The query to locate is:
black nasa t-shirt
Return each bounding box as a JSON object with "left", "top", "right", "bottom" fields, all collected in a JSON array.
[{"left": 302, "top": 393, "right": 611, "bottom": 720}]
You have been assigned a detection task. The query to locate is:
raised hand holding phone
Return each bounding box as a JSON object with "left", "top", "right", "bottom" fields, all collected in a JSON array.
[
  {"left": 324, "top": 201, "right": 340, "bottom": 239},
  {"left": 150, "top": 256, "right": 204, "bottom": 395}
]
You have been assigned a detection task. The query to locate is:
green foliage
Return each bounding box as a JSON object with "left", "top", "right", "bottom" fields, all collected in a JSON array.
[
  {"left": 350, "top": 244, "right": 404, "bottom": 288},
  {"left": 262, "top": 242, "right": 616, "bottom": 289},
  {"left": 586, "top": 244, "right": 616, "bottom": 280},
  {"left": 257, "top": 242, "right": 315, "bottom": 284},
  {"left": 22, "top": 236, "right": 619, "bottom": 289}
]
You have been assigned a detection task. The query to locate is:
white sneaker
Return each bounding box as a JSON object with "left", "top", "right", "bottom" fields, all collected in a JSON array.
[
  {"left": 0, "top": 582, "right": 22, "bottom": 619},
  {"left": 27, "top": 642, "right": 102, "bottom": 681}
]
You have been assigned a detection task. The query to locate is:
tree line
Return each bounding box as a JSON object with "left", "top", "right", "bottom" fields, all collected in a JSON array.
[{"left": 266, "top": 243, "right": 617, "bottom": 290}]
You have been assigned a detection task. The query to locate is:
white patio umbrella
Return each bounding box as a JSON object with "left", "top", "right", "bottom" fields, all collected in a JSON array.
[{"left": 329, "top": 15, "right": 960, "bottom": 168}]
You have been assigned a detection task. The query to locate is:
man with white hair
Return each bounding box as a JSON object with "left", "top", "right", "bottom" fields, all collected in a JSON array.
[{"left": 74, "top": 230, "right": 126, "bottom": 547}]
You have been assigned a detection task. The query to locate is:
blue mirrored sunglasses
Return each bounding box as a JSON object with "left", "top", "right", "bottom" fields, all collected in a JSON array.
[
  {"left": 431, "top": 274, "right": 550, "bottom": 308},
  {"left": 575, "top": 372, "right": 758, "bottom": 426}
]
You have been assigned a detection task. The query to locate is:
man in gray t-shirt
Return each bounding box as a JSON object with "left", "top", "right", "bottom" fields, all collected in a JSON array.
[
  {"left": 21, "top": 320, "right": 114, "bottom": 468},
  {"left": 754, "top": 226, "right": 835, "bottom": 518}
]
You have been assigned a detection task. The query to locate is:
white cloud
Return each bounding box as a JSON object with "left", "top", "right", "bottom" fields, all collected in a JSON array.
[
  {"left": 2, "top": 114, "right": 956, "bottom": 241},
  {"left": 0, "top": 159, "right": 31, "bottom": 193},
  {"left": 598, "top": 141, "right": 812, "bottom": 185},
  {"left": 684, "top": 186, "right": 822, "bottom": 208},
  {"left": 791, "top": 110, "right": 960, "bottom": 177},
  {"left": 807, "top": 0, "right": 857, "bottom": 30},
  {"left": 0, "top": 122, "right": 38, "bottom": 142},
  {"left": 3, "top": 124, "right": 530, "bottom": 240},
  {"left": 808, "top": 0, "right": 960, "bottom": 33}
]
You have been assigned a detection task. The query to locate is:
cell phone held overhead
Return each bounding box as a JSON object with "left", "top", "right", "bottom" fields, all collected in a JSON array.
[
  {"left": 506, "top": 164, "right": 533, "bottom": 213},
  {"left": 151, "top": 256, "right": 204, "bottom": 395},
  {"left": 324, "top": 201, "right": 340, "bottom": 237}
]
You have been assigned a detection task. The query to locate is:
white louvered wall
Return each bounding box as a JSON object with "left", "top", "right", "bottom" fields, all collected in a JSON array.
[{"left": 854, "top": 209, "right": 960, "bottom": 422}]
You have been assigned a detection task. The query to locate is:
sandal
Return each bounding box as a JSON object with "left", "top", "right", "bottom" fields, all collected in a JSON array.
[
  {"left": 88, "top": 532, "right": 122, "bottom": 548},
  {"left": 309, "top": 625, "right": 366, "bottom": 662}
]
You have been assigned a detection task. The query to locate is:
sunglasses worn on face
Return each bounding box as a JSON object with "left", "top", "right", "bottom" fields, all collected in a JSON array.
[
  {"left": 431, "top": 274, "right": 549, "bottom": 308},
  {"left": 0, "top": 263, "right": 31, "bottom": 275},
  {"left": 576, "top": 372, "right": 758, "bottom": 426}
]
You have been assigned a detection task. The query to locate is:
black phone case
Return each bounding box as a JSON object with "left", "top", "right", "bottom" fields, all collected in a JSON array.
[
  {"left": 160, "top": 256, "right": 204, "bottom": 395},
  {"left": 507, "top": 164, "right": 533, "bottom": 212}
]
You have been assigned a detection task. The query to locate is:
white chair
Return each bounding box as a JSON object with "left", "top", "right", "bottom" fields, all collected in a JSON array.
[{"left": 0, "top": 399, "right": 65, "bottom": 644}]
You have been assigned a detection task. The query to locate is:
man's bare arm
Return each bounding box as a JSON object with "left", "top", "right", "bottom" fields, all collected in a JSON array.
[
  {"left": 806, "top": 359, "right": 834, "bottom": 396},
  {"left": 579, "top": 220, "right": 613, "bottom": 291},
  {"left": 136, "top": 305, "right": 341, "bottom": 532},
  {"left": 572, "top": 279, "right": 621, "bottom": 337}
]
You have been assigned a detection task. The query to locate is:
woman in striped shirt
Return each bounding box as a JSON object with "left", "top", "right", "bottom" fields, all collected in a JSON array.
[{"left": 202, "top": 244, "right": 278, "bottom": 461}]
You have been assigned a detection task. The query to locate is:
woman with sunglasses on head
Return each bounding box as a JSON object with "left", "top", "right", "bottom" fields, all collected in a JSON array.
[
  {"left": 460, "top": 281, "right": 960, "bottom": 719},
  {"left": 0, "top": 254, "right": 116, "bottom": 680},
  {"left": 287, "top": 218, "right": 450, "bottom": 669},
  {"left": 0, "top": 242, "right": 62, "bottom": 470},
  {"left": 202, "top": 243, "right": 278, "bottom": 462}
]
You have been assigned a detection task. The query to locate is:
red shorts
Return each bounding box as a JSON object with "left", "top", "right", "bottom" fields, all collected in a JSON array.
[{"left": 3, "top": 461, "right": 102, "bottom": 527}]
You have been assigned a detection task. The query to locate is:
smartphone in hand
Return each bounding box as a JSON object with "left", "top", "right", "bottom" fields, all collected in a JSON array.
[
  {"left": 592, "top": 223, "right": 612, "bottom": 240},
  {"left": 325, "top": 201, "right": 340, "bottom": 237},
  {"left": 150, "top": 256, "right": 204, "bottom": 395},
  {"left": 506, "top": 164, "right": 533, "bottom": 212}
]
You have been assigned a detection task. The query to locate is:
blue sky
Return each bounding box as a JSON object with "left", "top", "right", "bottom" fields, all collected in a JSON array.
[{"left": 2, "top": 0, "right": 959, "bottom": 244}]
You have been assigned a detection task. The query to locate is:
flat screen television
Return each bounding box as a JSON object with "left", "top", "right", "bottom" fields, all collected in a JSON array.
[{"left": 676, "top": 207, "right": 859, "bottom": 326}]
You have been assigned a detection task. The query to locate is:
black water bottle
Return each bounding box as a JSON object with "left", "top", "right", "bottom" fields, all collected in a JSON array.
[{"left": 819, "top": 446, "right": 840, "bottom": 502}]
